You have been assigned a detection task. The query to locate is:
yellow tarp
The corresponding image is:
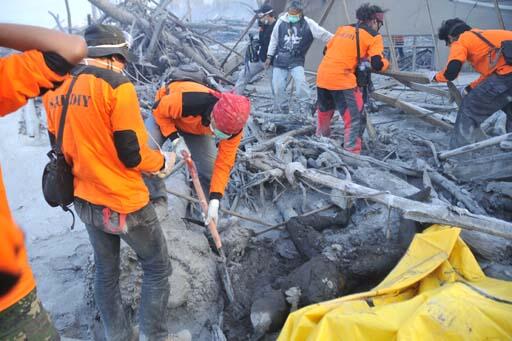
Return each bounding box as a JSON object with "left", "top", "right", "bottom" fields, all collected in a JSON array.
[{"left": 278, "top": 225, "right": 512, "bottom": 341}]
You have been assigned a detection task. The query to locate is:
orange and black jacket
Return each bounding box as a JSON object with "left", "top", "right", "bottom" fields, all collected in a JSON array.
[
  {"left": 0, "top": 50, "right": 70, "bottom": 311},
  {"left": 43, "top": 65, "right": 164, "bottom": 214},
  {"left": 435, "top": 29, "right": 512, "bottom": 89},
  {"left": 152, "top": 81, "right": 242, "bottom": 200},
  {"left": 317, "top": 23, "right": 389, "bottom": 90}
]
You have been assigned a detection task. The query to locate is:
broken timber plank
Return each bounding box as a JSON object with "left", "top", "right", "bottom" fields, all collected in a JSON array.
[
  {"left": 397, "top": 79, "right": 451, "bottom": 99},
  {"left": 444, "top": 152, "right": 512, "bottom": 182},
  {"left": 438, "top": 133, "right": 512, "bottom": 160},
  {"left": 286, "top": 163, "right": 512, "bottom": 240},
  {"left": 426, "top": 170, "right": 486, "bottom": 215},
  {"left": 375, "top": 70, "right": 431, "bottom": 84},
  {"left": 371, "top": 92, "right": 453, "bottom": 129}
]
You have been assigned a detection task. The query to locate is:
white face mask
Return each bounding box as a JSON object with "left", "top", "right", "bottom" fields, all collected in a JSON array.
[{"left": 83, "top": 58, "right": 124, "bottom": 74}]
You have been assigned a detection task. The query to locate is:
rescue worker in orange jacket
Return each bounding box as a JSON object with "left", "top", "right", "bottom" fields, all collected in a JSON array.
[
  {"left": 316, "top": 4, "right": 389, "bottom": 154},
  {"left": 147, "top": 80, "right": 251, "bottom": 225},
  {"left": 43, "top": 24, "right": 173, "bottom": 341},
  {"left": 0, "top": 23, "right": 87, "bottom": 340},
  {"left": 431, "top": 18, "right": 512, "bottom": 148}
]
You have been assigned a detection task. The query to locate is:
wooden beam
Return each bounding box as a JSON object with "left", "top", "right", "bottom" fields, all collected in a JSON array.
[
  {"left": 288, "top": 163, "right": 512, "bottom": 240},
  {"left": 398, "top": 79, "right": 451, "bottom": 99},
  {"left": 439, "top": 133, "right": 512, "bottom": 160},
  {"left": 371, "top": 92, "right": 453, "bottom": 129},
  {"left": 375, "top": 70, "right": 431, "bottom": 84}
]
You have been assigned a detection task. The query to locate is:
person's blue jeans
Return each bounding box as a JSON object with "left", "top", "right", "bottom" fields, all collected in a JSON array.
[
  {"left": 145, "top": 114, "right": 217, "bottom": 196},
  {"left": 74, "top": 198, "right": 171, "bottom": 341},
  {"left": 272, "top": 65, "right": 312, "bottom": 114}
]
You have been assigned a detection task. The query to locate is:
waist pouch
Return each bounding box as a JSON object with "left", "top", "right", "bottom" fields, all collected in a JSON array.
[
  {"left": 42, "top": 151, "right": 74, "bottom": 208},
  {"left": 502, "top": 40, "right": 512, "bottom": 65},
  {"left": 42, "top": 74, "right": 80, "bottom": 221}
]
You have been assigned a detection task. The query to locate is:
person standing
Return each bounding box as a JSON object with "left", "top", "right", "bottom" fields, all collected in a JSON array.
[
  {"left": 0, "top": 23, "right": 87, "bottom": 340},
  {"left": 315, "top": 4, "right": 389, "bottom": 154},
  {"left": 43, "top": 24, "right": 174, "bottom": 341},
  {"left": 234, "top": 4, "right": 277, "bottom": 95},
  {"left": 265, "top": 0, "right": 332, "bottom": 116},
  {"left": 431, "top": 18, "right": 512, "bottom": 148}
]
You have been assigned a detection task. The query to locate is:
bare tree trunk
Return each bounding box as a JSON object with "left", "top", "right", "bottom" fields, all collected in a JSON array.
[
  {"left": 64, "top": 0, "right": 72, "bottom": 33},
  {"left": 88, "top": 0, "right": 226, "bottom": 78}
]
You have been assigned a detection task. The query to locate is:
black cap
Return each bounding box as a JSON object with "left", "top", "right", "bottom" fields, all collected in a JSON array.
[
  {"left": 84, "top": 24, "right": 134, "bottom": 62},
  {"left": 255, "top": 4, "right": 273, "bottom": 16},
  {"left": 288, "top": 0, "right": 304, "bottom": 11}
]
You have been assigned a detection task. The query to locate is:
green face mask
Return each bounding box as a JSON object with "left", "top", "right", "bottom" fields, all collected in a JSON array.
[{"left": 288, "top": 14, "right": 300, "bottom": 24}]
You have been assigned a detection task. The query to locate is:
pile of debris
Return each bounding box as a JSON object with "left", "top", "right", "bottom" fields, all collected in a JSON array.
[{"left": 73, "top": 1, "right": 512, "bottom": 340}]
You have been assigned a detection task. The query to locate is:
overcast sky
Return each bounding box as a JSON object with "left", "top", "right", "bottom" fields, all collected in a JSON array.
[
  {"left": 1, "top": 0, "right": 92, "bottom": 28},
  {"left": 1, "top": 0, "right": 256, "bottom": 29}
]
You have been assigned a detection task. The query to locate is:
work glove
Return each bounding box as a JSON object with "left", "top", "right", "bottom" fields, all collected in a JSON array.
[
  {"left": 204, "top": 199, "right": 220, "bottom": 225},
  {"left": 171, "top": 136, "right": 189, "bottom": 159},
  {"left": 427, "top": 70, "right": 437, "bottom": 82},
  {"left": 153, "top": 151, "right": 177, "bottom": 178}
]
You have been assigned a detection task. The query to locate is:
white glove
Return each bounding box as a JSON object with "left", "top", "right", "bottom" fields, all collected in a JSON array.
[
  {"left": 204, "top": 199, "right": 220, "bottom": 225},
  {"left": 171, "top": 137, "right": 189, "bottom": 159},
  {"left": 154, "top": 151, "right": 176, "bottom": 178},
  {"left": 428, "top": 71, "right": 437, "bottom": 82},
  {"left": 459, "top": 85, "right": 470, "bottom": 97}
]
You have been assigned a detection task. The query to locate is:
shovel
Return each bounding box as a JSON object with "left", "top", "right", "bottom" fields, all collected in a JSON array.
[{"left": 181, "top": 149, "right": 236, "bottom": 304}]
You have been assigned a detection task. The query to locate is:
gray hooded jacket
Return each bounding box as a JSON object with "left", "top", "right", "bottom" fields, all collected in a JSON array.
[{"left": 267, "top": 13, "right": 333, "bottom": 69}]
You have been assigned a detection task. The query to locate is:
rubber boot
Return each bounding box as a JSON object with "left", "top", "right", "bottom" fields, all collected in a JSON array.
[{"left": 316, "top": 110, "right": 334, "bottom": 137}]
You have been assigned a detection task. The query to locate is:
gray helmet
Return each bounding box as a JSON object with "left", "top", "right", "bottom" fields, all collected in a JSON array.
[{"left": 84, "top": 24, "right": 134, "bottom": 62}]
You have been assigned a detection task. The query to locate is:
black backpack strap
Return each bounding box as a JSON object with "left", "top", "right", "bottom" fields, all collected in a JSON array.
[
  {"left": 471, "top": 31, "right": 497, "bottom": 49},
  {"left": 471, "top": 30, "right": 501, "bottom": 69},
  {"left": 54, "top": 75, "right": 80, "bottom": 154},
  {"left": 356, "top": 23, "right": 361, "bottom": 64}
]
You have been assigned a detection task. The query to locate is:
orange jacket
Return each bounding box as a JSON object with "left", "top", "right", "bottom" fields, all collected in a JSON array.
[
  {"left": 435, "top": 29, "right": 512, "bottom": 88},
  {"left": 0, "top": 169, "right": 35, "bottom": 312},
  {"left": 0, "top": 50, "right": 69, "bottom": 311},
  {"left": 43, "top": 65, "right": 164, "bottom": 214},
  {"left": 152, "top": 81, "right": 242, "bottom": 198},
  {"left": 317, "top": 24, "right": 389, "bottom": 90}
]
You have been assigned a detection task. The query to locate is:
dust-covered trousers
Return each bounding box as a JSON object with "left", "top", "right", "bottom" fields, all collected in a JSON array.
[
  {"left": 0, "top": 289, "right": 60, "bottom": 341},
  {"left": 74, "top": 198, "right": 171, "bottom": 341},
  {"left": 145, "top": 114, "right": 217, "bottom": 198},
  {"left": 234, "top": 61, "right": 274, "bottom": 95},
  {"left": 316, "top": 87, "right": 364, "bottom": 153},
  {"left": 273, "top": 65, "right": 313, "bottom": 114},
  {"left": 450, "top": 72, "right": 512, "bottom": 148}
]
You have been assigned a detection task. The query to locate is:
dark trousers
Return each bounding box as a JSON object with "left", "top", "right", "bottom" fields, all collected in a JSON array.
[
  {"left": 144, "top": 114, "right": 217, "bottom": 197},
  {"left": 451, "top": 73, "right": 512, "bottom": 148},
  {"left": 0, "top": 289, "right": 60, "bottom": 341},
  {"left": 74, "top": 198, "right": 171, "bottom": 341},
  {"left": 316, "top": 87, "right": 364, "bottom": 153}
]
